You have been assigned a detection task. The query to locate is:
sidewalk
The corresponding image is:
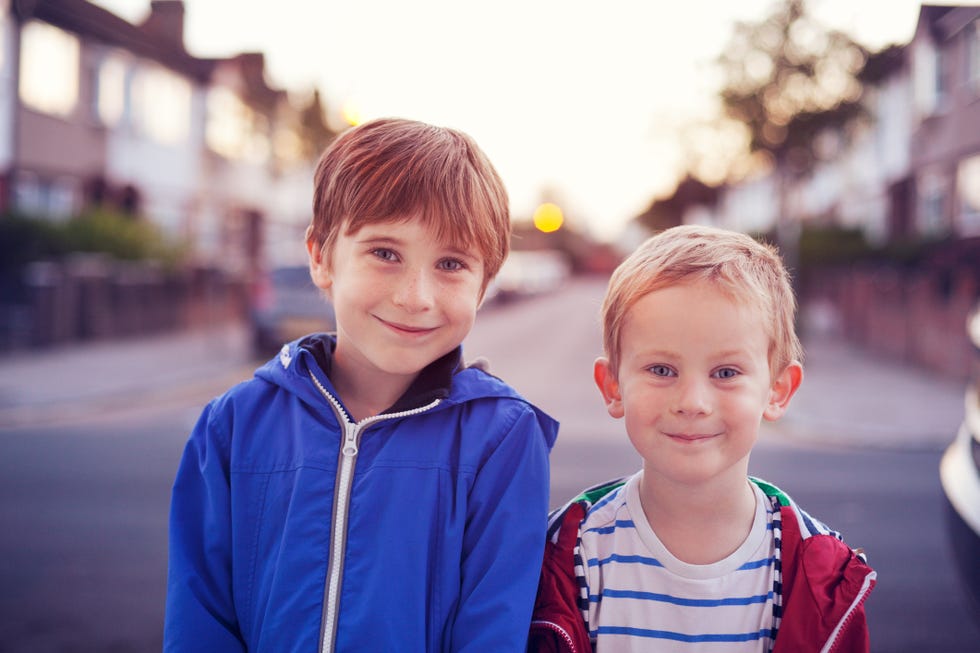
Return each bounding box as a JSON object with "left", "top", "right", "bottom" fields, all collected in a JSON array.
[
  {"left": 0, "top": 323, "right": 968, "bottom": 450},
  {"left": 0, "top": 322, "right": 256, "bottom": 429},
  {"left": 766, "top": 335, "right": 965, "bottom": 450}
]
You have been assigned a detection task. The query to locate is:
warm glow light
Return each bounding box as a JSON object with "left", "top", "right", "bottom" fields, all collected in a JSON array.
[
  {"left": 341, "top": 101, "right": 364, "bottom": 126},
  {"left": 533, "top": 203, "right": 564, "bottom": 233}
]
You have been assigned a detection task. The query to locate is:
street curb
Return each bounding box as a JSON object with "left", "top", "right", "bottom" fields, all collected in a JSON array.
[{"left": 0, "top": 365, "right": 255, "bottom": 430}]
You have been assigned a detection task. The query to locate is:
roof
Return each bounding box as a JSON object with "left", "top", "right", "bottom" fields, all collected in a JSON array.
[
  {"left": 223, "top": 52, "right": 287, "bottom": 112},
  {"left": 12, "top": 0, "right": 217, "bottom": 81}
]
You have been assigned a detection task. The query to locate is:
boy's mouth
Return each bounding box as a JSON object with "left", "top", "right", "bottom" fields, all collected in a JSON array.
[
  {"left": 377, "top": 317, "right": 437, "bottom": 336},
  {"left": 664, "top": 432, "right": 719, "bottom": 442}
]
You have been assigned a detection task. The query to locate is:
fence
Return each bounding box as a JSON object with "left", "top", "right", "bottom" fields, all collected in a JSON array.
[
  {"left": 0, "top": 254, "right": 248, "bottom": 351},
  {"left": 803, "top": 262, "right": 978, "bottom": 381}
]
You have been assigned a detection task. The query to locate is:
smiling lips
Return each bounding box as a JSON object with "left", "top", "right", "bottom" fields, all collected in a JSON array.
[
  {"left": 665, "top": 432, "right": 719, "bottom": 442},
  {"left": 378, "top": 317, "right": 437, "bottom": 336}
]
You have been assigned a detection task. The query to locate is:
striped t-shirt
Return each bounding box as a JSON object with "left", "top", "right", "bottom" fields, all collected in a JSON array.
[{"left": 577, "top": 473, "right": 781, "bottom": 652}]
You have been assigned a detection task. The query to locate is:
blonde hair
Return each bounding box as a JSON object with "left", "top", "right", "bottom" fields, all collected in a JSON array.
[
  {"left": 308, "top": 118, "right": 510, "bottom": 288},
  {"left": 601, "top": 224, "right": 803, "bottom": 376}
]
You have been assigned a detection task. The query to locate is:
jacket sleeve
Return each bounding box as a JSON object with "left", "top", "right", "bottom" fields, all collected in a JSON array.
[
  {"left": 163, "top": 401, "right": 246, "bottom": 652},
  {"left": 450, "top": 402, "right": 557, "bottom": 652},
  {"left": 775, "top": 507, "right": 876, "bottom": 653}
]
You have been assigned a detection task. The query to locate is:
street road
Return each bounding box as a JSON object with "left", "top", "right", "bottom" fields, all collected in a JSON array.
[{"left": 0, "top": 277, "right": 977, "bottom": 651}]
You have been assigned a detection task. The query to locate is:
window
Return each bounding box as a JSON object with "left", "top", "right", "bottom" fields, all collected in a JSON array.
[
  {"left": 95, "top": 53, "right": 127, "bottom": 126},
  {"left": 0, "top": 0, "right": 7, "bottom": 70},
  {"left": 914, "top": 40, "right": 937, "bottom": 117},
  {"left": 131, "top": 64, "right": 190, "bottom": 145},
  {"left": 935, "top": 46, "right": 950, "bottom": 110},
  {"left": 206, "top": 86, "right": 269, "bottom": 162},
  {"left": 13, "top": 172, "right": 77, "bottom": 219},
  {"left": 968, "top": 20, "right": 980, "bottom": 95},
  {"left": 957, "top": 154, "right": 980, "bottom": 236},
  {"left": 916, "top": 170, "right": 950, "bottom": 236},
  {"left": 19, "top": 21, "right": 79, "bottom": 117},
  {"left": 206, "top": 87, "right": 250, "bottom": 159}
]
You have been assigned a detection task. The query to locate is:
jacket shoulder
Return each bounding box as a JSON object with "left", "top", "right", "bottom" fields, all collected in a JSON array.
[
  {"left": 547, "top": 476, "right": 628, "bottom": 541},
  {"left": 450, "top": 366, "right": 559, "bottom": 443}
]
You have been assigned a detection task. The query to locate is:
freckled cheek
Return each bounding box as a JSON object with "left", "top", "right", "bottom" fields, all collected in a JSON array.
[{"left": 439, "top": 281, "right": 482, "bottom": 311}]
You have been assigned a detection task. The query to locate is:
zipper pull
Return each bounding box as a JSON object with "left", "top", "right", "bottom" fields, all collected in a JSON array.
[{"left": 342, "top": 422, "right": 359, "bottom": 457}]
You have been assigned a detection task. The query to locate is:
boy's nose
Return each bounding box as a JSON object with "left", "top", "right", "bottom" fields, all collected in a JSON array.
[
  {"left": 671, "top": 379, "right": 711, "bottom": 416},
  {"left": 392, "top": 268, "right": 435, "bottom": 312}
]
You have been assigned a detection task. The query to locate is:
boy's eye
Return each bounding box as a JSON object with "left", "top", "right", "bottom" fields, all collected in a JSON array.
[
  {"left": 648, "top": 365, "right": 675, "bottom": 377},
  {"left": 437, "top": 258, "right": 467, "bottom": 272},
  {"left": 712, "top": 367, "right": 740, "bottom": 379},
  {"left": 371, "top": 248, "right": 398, "bottom": 262}
]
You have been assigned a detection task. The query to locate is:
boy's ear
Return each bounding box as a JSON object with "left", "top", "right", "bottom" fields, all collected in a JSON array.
[
  {"left": 763, "top": 361, "right": 803, "bottom": 422},
  {"left": 306, "top": 235, "right": 332, "bottom": 292},
  {"left": 594, "top": 357, "right": 624, "bottom": 419}
]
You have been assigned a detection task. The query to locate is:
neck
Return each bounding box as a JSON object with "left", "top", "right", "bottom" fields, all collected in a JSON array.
[
  {"left": 637, "top": 467, "right": 757, "bottom": 565},
  {"left": 329, "top": 361, "right": 415, "bottom": 423}
]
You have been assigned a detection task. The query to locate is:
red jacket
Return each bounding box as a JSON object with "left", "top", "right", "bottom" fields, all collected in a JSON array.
[{"left": 528, "top": 478, "right": 876, "bottom": 653}]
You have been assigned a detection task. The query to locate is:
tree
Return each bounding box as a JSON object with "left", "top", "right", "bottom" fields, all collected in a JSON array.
[
  {"left": 716, "top": 0, "right": 868, "bottom": 271},
  {"left": 636, "top": 175, "right": 720, "bottom": 234},
  {"left": 718, "top": 0, "right": 867, "bottom": 175}
]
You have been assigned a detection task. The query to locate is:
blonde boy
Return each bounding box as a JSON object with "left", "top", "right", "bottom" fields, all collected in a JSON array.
[
  {"left": 529, "top": 225, "right": 875, "bottom": 653},
  {"left": 166, "top": 118, "right": 558, "bottom": 652}
]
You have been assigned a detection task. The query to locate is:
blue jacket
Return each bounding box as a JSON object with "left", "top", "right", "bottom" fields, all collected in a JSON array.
[{"left": 165, "top": 335, "right": 558, "bottom": 652}]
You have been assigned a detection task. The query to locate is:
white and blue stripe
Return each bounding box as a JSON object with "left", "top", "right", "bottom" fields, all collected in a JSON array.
[{"left": 577, "top": 474, "right": 780, "bottom": 652}]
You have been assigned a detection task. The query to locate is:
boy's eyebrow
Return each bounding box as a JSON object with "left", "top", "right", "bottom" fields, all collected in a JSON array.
[
  {"left": 355, "top": 235, "right": 404, "bottom": 246},
  {"left": 630, "top": 348, "right": 680, "bottom": 360},
  {"left": 712, "top": 348, "right": 754, "bottom": 359}
]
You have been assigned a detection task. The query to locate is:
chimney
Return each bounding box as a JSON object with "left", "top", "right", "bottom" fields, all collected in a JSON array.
[
  {"left": 141, "top": 0, "right": 186, "bottom": 50},
  {"left": 238, "top": 52, "right": 267, "bottom": 83}
]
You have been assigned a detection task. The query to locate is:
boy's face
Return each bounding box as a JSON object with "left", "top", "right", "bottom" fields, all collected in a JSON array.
[
  {"left": 594, "top": 279, "right": 801, "bottom": 488},
  {"left": 308, "top": 216, "right": 485, "bottom": 391}
]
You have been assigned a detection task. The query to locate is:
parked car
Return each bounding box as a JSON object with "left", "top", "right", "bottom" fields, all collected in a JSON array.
[
  {"left": 939, "top": 302, "right": 980, "bottom": 618},
  {"left": 488, "top": 249, "right": 571, "bottom": 303},
  {"left": 249, "top": 265, "right": 335, "bottom": 357}
]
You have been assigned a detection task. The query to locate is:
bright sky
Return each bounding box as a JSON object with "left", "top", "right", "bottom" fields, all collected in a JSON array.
[{"left": 95, "top": 0, "right": 930, "bottom": 241}]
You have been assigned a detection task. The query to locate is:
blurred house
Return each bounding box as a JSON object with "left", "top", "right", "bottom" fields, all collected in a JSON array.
[
  {"left": 909, "top": 5, "right": 980, "bottom": 239},
  {"left": 632, "top": 4, "right": 980, "bottom": 380},
  {"left": 0, "top": 0, "right": 331, "bottom": 276},
  {"left": 651, "top": 3, "right": 979, "bottom": 245}
]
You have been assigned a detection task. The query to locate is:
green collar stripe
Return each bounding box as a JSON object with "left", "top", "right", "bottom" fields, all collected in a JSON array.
[
  {"left": 750, "top": 476, "right": 791, "bottom": 507},
  {"left": 576, "top": 478, "right": 628, "bottom": 506}
]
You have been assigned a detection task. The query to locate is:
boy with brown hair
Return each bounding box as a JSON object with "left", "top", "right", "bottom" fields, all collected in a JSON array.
[
  {"left": 165, "top": 118, "right": 558, "bottom": 652},
  {"left": 529, "top": 225, "right": 875, "bottom": 652}
]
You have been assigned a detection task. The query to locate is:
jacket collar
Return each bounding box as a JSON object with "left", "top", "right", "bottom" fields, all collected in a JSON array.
[{"left": 300, "top": 333, "right": 460, "bottom": 415}]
